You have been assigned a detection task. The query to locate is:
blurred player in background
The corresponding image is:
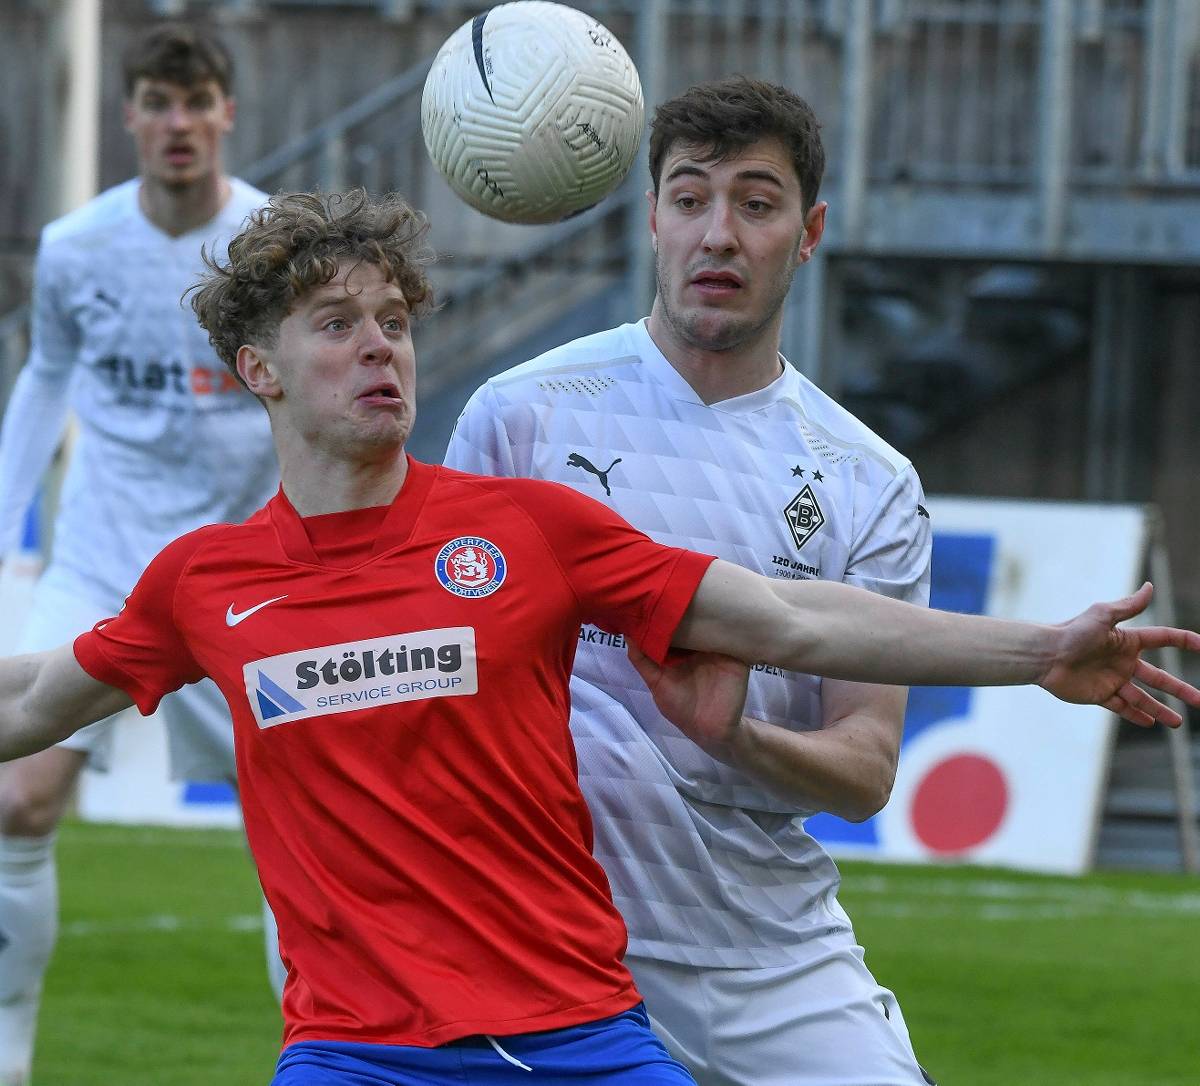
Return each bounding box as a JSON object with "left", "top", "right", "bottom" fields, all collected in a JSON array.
[
  {"left": 0, "top": 187, "right": 1193, "bottom": 1085},
  {"left": 446, "top": 76, "right": 938, "bottom": 1086},
  {"left": 0, "top": 23, "right": 279, "bottom": 1085}
]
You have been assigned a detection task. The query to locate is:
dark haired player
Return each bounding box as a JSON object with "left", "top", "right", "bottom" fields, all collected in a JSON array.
[{"left": 449, "top": 75, "right": 1061, "bottom": 1084}]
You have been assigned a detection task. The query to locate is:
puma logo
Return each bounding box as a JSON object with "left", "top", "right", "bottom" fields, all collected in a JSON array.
[{"left": 567, "top": 452, "right": 622, "bottom": 497}]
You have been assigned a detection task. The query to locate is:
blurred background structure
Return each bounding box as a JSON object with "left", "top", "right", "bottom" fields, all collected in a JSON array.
[{"left": 1, "top": 0, "right": 1198, "bottom": 867}]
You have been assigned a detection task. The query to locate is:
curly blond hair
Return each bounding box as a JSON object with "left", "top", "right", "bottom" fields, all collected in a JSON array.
[{"left": 191, "top": 189, "right": 435, "bottom": 381}]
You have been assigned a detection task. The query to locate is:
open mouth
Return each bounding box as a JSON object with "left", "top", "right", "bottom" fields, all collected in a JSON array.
[
  {"left": 165, "top": 144, "right": 195, "bottom": 164},
  {"left": 691, "top": 271, "right": 744, "bottom": 291},
  {"left": 357, "top": 382, "right": 402, "bottom": 403}
]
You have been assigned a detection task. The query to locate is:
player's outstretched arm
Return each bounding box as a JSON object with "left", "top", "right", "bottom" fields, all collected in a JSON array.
[
  {"left": 0, "top": 644, "right": 133, "bottom": 761},
  {"left": 672, "top": 561, "right": 1200, "bottom": 728}
]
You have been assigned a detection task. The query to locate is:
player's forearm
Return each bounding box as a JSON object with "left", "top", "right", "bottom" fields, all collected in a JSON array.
[
  {"left": 0, "top": 653, "right": 65, "bottom": 760},
  {"left": 715, "top": 713, "right": 897, "bottom": 821},
  {"left": 775, "top": 579, "right": 1055, "bottom": 686},
  {"left": 682, "top": 563, "right": 1057, "bottom": 688},
  {"left": 0, "top": 647, "right": 130, "bottom": 761}
]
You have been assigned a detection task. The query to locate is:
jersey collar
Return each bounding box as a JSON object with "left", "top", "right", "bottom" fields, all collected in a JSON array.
[
  {"left": 268, "top": 454, "right": 437, "bottom": 567},
  {"left": 630, "top": 318, "right": 801, "bottom": 414}
]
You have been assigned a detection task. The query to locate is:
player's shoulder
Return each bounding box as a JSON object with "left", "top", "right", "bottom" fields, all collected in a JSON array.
[
  {"left": 162, "top": 499, "right": 274, "bottom": 559},
  {"left": 438, "top": 462, "right": 580, "bottom": 498},
  {"left": 124, "top": 515, "right": 271, "bottom": 610},
  {"left": 475, "top": 322, "right": 643, "bottom": 404},
  {"left": 147, "top": 521, "right": 241, "bottom": 578},
  {"left": 789, "top": 367, "right": 917, "bottom": 484},
  {"left": 437, "top": 463, "right": 605, "bottom": 515},
  {"left": 150, "top": 507, "right": 275, "bottom": 579},
  {"left": 40, "top": 179, "right": 141, "bottom": 251}
]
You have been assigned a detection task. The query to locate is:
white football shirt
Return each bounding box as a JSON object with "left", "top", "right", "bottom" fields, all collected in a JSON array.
[
  {"left": 446, "top": 319, "right": 932, "bottom": 966},
  {"left": 0, "top": 178, "right": 277, "bottom": 605}
]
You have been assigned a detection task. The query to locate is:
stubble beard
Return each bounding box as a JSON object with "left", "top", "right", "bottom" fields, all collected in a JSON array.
[{"left": 654, "top": 253, "right": 797, "bottom": 354}]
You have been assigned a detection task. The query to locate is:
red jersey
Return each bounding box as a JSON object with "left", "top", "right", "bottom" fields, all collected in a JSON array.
[{"left": 74, "top": 458, "right": 714, "bottom": 1048}]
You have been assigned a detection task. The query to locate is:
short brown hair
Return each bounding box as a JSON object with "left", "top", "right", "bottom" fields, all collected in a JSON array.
[
  {"left": 649, "top": 77, "right": 825, "bottom": 212},
  {"left": 122, "top": 22, "right": 234, "bottom": 97},
  {"left": 191, "top": 189, "right": 436, "bottom": 380}
]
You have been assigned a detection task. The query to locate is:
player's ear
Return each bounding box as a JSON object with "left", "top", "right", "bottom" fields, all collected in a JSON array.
[
  {"left": 237, "top": 344, "right": 282, "bottom": 400},
  {"left": 647, "top": 189, "right": 658, "bottom": 253},
  {"left": 796, "top": 201, "right": 827, "bottom": 265},
  {"left": 222, "top": 94, "right": 237, "bottom": 132}
]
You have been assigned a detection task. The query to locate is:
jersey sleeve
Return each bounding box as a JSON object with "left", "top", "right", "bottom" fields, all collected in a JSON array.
[
  {"left": 444, "top": 383, "right": 529, "bottom": 478},
  {"left": 844, "top": 464, "right": 932, "bottom": 607},
  {"left": 73, "top": 530, "right": 212, "bottom": 714},
  {"left": 510, "top": 480, "right": 716, "bottom": 664},
  {"left": 0, "top": 240, "right": 78, "bottom": 554}
]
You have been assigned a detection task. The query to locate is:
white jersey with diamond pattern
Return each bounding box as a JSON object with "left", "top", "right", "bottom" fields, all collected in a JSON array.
[
  {"left": 446, "top": 319, "right": 931, "bottom": 967},
  {"left": 0, "top": 178, "right": 277, "bottom": 606}
]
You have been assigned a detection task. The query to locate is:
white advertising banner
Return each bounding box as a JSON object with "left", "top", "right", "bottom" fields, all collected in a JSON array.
[{"left": 806, "top": 497, "right": 1147, "bottom": 875}]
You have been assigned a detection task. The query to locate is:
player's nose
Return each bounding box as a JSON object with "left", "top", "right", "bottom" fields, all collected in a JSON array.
[
  {"left": 701, "top": 201, "right": 739, "bottom": 254},
  {"left": 358, "top": 321, "right": 394, "bottom": 364},
  {"left": 166, "top": 102, "right": 192, "bottom": 130}
]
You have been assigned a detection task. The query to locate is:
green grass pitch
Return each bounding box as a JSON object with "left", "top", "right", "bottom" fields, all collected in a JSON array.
[{"left": 32, "top": 820, "right": 1200, "bottom": 1084}]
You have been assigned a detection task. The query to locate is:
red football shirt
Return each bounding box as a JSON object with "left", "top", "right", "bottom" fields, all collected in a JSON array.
[{"left": 74, "top": 458, "right": 715, "bottom": 1048}]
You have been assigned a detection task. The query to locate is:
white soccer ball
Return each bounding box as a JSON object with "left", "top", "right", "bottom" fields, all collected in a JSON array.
[{"left": 421, "top": 1, "right": 645, "bottom": 224}]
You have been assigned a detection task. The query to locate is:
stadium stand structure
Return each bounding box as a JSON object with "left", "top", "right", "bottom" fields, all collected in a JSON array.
[{"left": 1, "top": 0, "right": 1199, "bottom": 868}]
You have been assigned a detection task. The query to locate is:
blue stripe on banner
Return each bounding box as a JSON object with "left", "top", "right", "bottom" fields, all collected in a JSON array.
[
  {"left": 806, "top": 532, "right": 995, "bottom": 848},
  {"left": 258, "top": 670, "right": 306, "bottom": 713},
  {"left": 183, "top": 781, "right": 237, "bottom": 806}
]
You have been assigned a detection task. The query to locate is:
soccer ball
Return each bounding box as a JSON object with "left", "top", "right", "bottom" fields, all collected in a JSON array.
[{"left": 421, "top": 2, "right": 645, "bottom": 224}]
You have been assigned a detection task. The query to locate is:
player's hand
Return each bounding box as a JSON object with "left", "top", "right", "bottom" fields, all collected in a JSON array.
[
  {"left": 626, "top": 641, "right": 750, "bottom": 756},
  {"left": 1038, "top": 583, "right": 1200, "bottom": 727}
]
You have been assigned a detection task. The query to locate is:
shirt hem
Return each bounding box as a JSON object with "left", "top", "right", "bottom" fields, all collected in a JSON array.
[{"left": 280, "top": 984, "right": 642, "bottom": 1050}]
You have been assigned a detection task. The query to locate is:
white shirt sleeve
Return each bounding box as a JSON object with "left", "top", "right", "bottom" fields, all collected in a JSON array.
[
  {"left": 843, "top": 463, "right": 933, "bottom": 607},
  {"left": 443, "top": 383, "right": 524, "bottom": 478},
  {"left": 0, "top": 242, "right": 77, "bottom": 555}
]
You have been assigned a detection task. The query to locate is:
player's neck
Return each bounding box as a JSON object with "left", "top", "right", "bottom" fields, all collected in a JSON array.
[
  {"left": 137, "top": 173, "right": 231, "bottom": 237},
  {"left": 646, "top": 306, "right": 785, "bottom": 405},
  {"left": 278, "top": 445, "right": 410, "bottom": 517}
]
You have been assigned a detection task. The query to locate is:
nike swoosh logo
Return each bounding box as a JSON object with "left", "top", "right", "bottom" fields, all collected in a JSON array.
[{"left": 225, "top": 595, "right": 288, "bottom": 628}]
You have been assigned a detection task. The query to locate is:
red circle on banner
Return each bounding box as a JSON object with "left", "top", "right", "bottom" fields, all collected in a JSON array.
[{"left": 910, "top": 754, "right": 1008, "bottom": 854}]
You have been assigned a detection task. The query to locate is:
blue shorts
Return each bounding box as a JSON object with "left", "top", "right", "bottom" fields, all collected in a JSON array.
[{"left": 271, "top": 1003, "right": 696, "bottom": 1085}]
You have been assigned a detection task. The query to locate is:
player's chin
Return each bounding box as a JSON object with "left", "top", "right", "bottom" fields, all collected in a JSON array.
[
  {"left": 151, "top": 163, "right": 204, "bottom": 190},
  {"left": 681, "top": 311, "right": 756, "bottom": 353},
  {"left": 345, "top": 401, "right": 409, "bottom": 438},
  {"left": 369, "top": 412, "right": 414, "bottom": 448}
]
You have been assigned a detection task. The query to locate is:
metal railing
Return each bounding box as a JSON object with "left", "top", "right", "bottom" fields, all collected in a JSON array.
[{"left": 5, "top": 0, "right": 1200, "bottom": 378}]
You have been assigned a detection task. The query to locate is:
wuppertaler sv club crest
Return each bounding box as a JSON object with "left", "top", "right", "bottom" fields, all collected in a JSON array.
[
  {"left": 783, "top": 485, "right": 825, "bottom": 550},
  {"left": 435, "top": 537, "right": 508, "bottom": 598}
]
